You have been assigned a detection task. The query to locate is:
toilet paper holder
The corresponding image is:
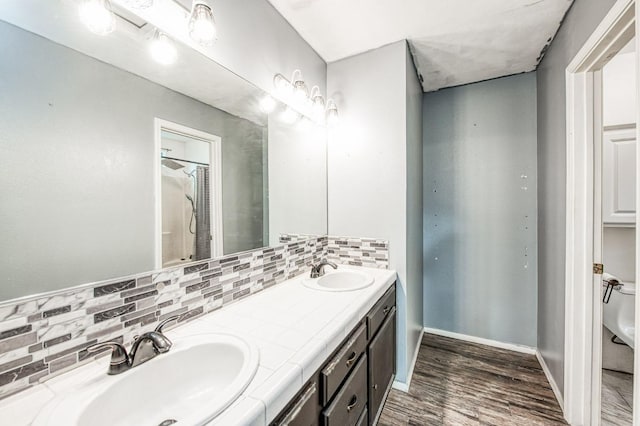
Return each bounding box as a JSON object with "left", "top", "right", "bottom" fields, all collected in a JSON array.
[{"left": 603, "top": 278, "right": 622, "bottom": 304}]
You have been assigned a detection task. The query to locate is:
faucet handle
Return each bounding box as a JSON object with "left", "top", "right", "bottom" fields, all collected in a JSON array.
[
  {"left": 155, "top": 315, "right": 180, "bottom": 333},
  {"left": 87, "top": 341, "right": 130, "bottom": 375}
]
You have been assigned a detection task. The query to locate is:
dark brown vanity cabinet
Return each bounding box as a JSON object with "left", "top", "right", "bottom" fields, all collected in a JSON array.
[
  {"left": 367, "top": 307, "right": 396, "bottom": 424},
  {"left": 272, "top": 283, "right": 396, "bottom": 426}
]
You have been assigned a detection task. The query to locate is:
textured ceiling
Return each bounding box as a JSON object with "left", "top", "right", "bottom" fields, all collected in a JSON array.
[{"left": 267, "top": 0, "right": 574, "bottom": 92}]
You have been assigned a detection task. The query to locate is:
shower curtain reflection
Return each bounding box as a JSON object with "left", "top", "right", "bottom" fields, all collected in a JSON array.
[{"left": 194, "top": 166, "right": 211, "bottom": 260}]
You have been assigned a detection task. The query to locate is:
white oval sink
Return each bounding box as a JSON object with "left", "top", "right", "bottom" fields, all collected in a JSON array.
[
  {"left": 34, "top": 333, "right": 259, "bottom": 426},
  {"left": 304, "top": 270, "right": 374, "bottom": 292}
]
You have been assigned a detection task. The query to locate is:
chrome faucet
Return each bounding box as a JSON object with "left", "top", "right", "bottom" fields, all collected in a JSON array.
[
  {"left": 310, "top": 259, "right": 338, "bottom": 278},
  {"left": 87, "top": 315, "right": 179, "bottom": 375}
]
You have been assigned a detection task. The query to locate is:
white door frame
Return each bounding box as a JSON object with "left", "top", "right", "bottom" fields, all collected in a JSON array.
[
  {"left": 154, "top": 118, "right": 224, "bottom": 268},
  {"left": 564, "top": 0, "right": 636, "bottom": 424}
]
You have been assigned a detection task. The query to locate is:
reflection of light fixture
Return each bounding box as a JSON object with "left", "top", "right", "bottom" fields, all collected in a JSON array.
[
  {"left": 274, "top": 74, "right": 294, "bottom": 100},
  {"left": 309, "top": 86, "right": 325, "bottom": 122},
  {"left": 291, "top": 69, "right": 308, "bottom": 102},
  {"left": 281, "top": 107, "right": 299, "bottom": 124},
  {"left": 326, "top": 99, "right": 339, "bottom": 127},
  {"left": 189, "top": 1, "right": 217, "bottom": 46},
  {"left": 150, "top": 31, "right": 177, "bottom": 65},
  {"left": 79, "top": 0, "right": 116, "bottom": 35},
  {"left": 272, "top": 70, "right": 337, "bottom": 127},
  {"left": 260, "top": 95, "right": 277, "bottom": 113}
]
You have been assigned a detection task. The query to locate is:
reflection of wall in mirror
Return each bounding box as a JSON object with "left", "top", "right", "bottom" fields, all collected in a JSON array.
[
  {"left": 267, "top": 117, "right": 328, "bottom": 246},
  {"left": 0, "top": 21, "right": 267, "bottom": 301},
  {"left": 601, "top": 45, "right": 636, "bottom": 282}
]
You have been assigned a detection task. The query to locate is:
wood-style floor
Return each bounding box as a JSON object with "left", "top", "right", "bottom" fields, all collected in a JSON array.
[
  {"left": 602, "top": 369, "right": 633, "bottom": 425},
  {"left": 379, "top": 333, "right": 567, "bottom": 425}
]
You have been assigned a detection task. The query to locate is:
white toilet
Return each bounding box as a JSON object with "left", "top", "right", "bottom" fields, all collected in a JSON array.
[{"left": 603, "top": 277, "right": 636, "bottom": 349}]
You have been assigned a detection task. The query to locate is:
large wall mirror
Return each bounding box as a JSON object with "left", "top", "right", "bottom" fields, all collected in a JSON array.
[{"left": 0, "top": 0, "right": 328, "bottom": 302}]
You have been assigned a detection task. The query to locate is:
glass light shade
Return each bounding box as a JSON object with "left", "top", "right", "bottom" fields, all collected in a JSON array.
[
  {"left": 293, "top": 80, "right": 308, "bottom": 102},
  {"left": 312, "top": 95, "right": 325, "bottom": 120},
  {"left": 326, "top": 100, "right": 339, "bottom": 127},
  {"left": 79, "top": 0, "right": 116, "bottom": 35},
  {"left": 260, "top": 95, "right": 277, "bottom": 113},
  {"left": 150, "top": 32, "right": 177, "bottom": 65},
  {"left": 291, "top": 69, "right": 308, "bottom": 102},
  {"left": 189, "top": 2, "right": 217, "bottom": 46}
]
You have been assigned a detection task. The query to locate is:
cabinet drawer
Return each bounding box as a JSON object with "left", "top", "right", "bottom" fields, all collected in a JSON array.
[
  {"left": 367, "top": 285, "right": 396, "bottom": 340},
  {"left": 322, "top": 354, "right": 368, "bottom": 426},
  {"left": 272, "top": 380, "right": 320, "bottom": 426},
  {"left": 321, "top": 323, "right": 367, "bottom": 405}
]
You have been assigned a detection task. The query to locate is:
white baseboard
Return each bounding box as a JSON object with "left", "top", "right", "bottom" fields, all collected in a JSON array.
[
  {"left": 423, "top": 327, "right": 536, "bottom": 355},
  {"left": 392, "top": 328, "right": 424, "bottom": 393},
  {"left": 536, "top": 350, "right": 564, "bottom": 410},
  {"left": 422, "top": 327, "right": 564, "bottom": 411}
]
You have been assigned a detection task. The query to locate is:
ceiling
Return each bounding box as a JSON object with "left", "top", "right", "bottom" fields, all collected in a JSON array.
[{"left": 266, "top": 0, "right": 574, "bottom": 92}]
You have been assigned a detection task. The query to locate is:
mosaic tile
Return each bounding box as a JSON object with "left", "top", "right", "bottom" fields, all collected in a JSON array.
[{"left": 0, "top": 235, "right": 383, "bottom": 399}]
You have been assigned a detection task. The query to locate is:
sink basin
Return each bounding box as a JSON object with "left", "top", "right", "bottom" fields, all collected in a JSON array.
[
  {"left": 303, "top": 270, "right": 374, "bottom": 292},
  {"left": 34, "top": 333, "right": 259, "bottom": 426}
]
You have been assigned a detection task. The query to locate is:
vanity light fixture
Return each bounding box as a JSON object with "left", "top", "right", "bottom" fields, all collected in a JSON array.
[
  {"left": 271, "top": 70, "right": 337, "bottom": 127},
  {"left": 326, "top": 99, "right": 339, "bottom": 127},
  {"left": 259, "top": 95, "right": 277, "bottom": 113},
  {"left": 79, "top": 0, "right": 116, "bottom": 35},
  {"left": 189, "top": 1, "right": 217, "bottom": 46},
  {"left": 150, "top": 31, "right": 178, "bottom": 65}
]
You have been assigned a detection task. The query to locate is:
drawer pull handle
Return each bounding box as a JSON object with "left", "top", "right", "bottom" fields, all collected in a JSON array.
[
  {"left": 346, "top": 395, "right": 358, "bottom": 412},
  {"left": 345, "top": 351, "right": 357, "bottom": 367},
  {"left": 373, "top": 384, "right": 378, "bottom": 390},
  {"left": 383, "top": 306, "right": 390, "bottom": 315}
]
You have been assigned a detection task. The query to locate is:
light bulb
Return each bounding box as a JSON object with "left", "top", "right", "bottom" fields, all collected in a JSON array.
[
  {"left": 281, "top": 107, "right": 299, "bottom": 124},
  {"left": 260, "top": 95, "right": 277, "bottom": 113},
  {"left": 79, "top": 0, "right": 115, "bottom": 35},
  {"left": 150, "top": 32, "right": 177, "bottom": 65},
  {"left": 189, "top": 2, "right": 217, "bottom": 46},
  {"left": 326, "top": 100, "right": 339, "bottom": 127}
]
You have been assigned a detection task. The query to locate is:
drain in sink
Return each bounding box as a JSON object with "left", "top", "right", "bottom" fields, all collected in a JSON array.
[{"left": 158, "top": 420, "right": 177, "bottom": 426}]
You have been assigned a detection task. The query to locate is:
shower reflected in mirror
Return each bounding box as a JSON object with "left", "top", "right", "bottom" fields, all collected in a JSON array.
[{"left": 159, "top": 124, "right": 221, "bottom": 268}]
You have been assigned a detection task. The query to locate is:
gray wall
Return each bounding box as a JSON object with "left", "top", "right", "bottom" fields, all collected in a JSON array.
[
  {"left": 0, "top": 23, "right": 265, "bottom": 300},
  {"left": 423, "top": 73, "right": 538, "bottom": 347},
  {"left": 406, "top": 45, "right": 424, "bottom": 364},
  {"left": 537, "top": 0, "right": 617, "bottom": 394},
  {"left": 327, "top": 41, "right": 423, "bottom": 385},
  {"left": 202, "top": 0, "right": 326, "bottom": 97}
]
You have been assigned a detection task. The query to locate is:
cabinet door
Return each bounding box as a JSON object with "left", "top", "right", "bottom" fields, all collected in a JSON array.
[
  {"left": 367, "top": 308, "right": 396, "bottom": 426},
  {"left": 603, "top": 127, "right": 636, "bottom": 225}
]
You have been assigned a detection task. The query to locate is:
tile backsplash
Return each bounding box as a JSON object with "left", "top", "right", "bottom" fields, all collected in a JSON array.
[
  {"left": 326, "top": 236, "right": 390, "bottom": 269},
  {"left": 0, "top": 234, "right": 388, "bottom": 399},
  {"left": 0, "top": 237, "right": 327, "bottom": 399}
]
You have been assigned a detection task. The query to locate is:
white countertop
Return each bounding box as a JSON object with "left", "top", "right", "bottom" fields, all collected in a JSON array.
[{"left": 0, "top": 265, "right": 396, "bottom": 426}]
